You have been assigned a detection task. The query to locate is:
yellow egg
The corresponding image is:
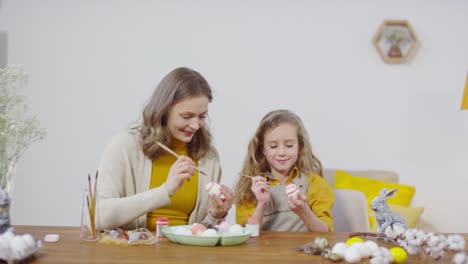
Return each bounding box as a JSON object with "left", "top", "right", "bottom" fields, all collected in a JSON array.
[
  {"left": 390, "top": 247, "right": 407, "bottom": 264},
  {"left": 345, "top": 236, "right": 364, "bottom": 246}
]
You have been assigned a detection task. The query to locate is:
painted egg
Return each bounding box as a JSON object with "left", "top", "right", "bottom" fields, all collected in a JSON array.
[
  {"left": 390, "top": 247, "right": 407, "bottom": 264},
  {"left": 285, "top": 183, "right": 299, "bottom": 198},
  {"left": 109, "top": 229, "right": 120, "bottom": 238},
  {"left": 191, "top": 223, "right": 207, "bottom": 236},
  {"left": 128, "top": 232, "right": 140, "bottom": 241},
  {"left": 346, "top": 236, "right": 364, "bottom": 246}
]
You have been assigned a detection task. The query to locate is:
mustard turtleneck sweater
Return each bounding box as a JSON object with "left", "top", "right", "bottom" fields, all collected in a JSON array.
[{"left": 146, "top": 140, "right": 198, "bottom": 230}]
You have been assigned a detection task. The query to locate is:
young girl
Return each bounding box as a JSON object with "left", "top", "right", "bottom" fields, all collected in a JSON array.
[
  {"left": 97, "top": 67, "right": 233, "bottom": 231},
  {"left": 234, "top": 109, "right": 334, "bottom": 232}
]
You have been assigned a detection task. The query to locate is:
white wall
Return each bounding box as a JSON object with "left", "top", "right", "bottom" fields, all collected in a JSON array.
[{"left": 1, "top": 0, "right": 467, "bottom": 232}]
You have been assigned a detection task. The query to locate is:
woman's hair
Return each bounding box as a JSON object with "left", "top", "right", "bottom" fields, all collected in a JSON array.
[
  {"left": 138, "top": 67, "right": 213, "bottom": 160},
  {"left": 234, "top": 109, "right": 323, "bottom": 205}
]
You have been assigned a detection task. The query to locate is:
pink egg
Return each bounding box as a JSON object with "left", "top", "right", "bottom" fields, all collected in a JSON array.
[
  {"left": 285, "top": 183, "right": 299, "bottom": 198},
  {"left": 191, "top": 223, "right": 207, "bottom": 236},
  {"left": 218, "top": 221, "right": 232, "bottom": 232}
]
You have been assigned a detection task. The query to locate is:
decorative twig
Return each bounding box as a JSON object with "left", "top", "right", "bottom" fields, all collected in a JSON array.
[{"left": 349, "top": 232, "right": 388, "bottom": 239}]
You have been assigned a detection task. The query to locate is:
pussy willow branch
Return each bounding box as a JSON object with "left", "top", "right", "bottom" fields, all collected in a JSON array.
[
  {"left": 349, "top": 232, "right": 388, "bottom": 239},
  {"left": 348, "top": 232, "right": 398, "bottom": 244}
]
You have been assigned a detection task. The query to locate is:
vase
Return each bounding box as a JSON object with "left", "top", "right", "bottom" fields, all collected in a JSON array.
[
  {"left": 1, "top": 162, "right": 17, "bottom": 195},
  {"left": 388, "top": 44, "right": 402, "bottom": 58},
  {"left": 0, "top": 188, "right": 11, "bottom": 235}
]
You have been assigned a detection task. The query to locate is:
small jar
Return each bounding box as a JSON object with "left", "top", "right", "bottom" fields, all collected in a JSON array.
[{"left": 156, "top": 217, "right": 169, "bottom": 238}]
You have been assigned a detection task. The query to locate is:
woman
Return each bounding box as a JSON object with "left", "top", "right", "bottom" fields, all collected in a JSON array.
[{"left": 96, "top": 67, "right": 233, "bottom": 231}]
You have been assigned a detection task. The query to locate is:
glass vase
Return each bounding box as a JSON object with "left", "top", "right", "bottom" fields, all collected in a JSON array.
[{"left": 80, "top": 188, "right": 100, "bottom": 241}]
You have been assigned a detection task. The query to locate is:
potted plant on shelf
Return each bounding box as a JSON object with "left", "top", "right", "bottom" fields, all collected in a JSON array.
[{"left": 382, "top": 26, "right": 413, "bottom": 58}]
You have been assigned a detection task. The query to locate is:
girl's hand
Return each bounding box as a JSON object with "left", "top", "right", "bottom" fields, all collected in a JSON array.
[
  {"left": 209, "top": 184, "right": 234, "bottom": 219},
  {"left": 288, "top": 192, "right": 310, "bottom": 216},
  {"left": 251, "top": 176, "right": 270, "bottom": 206},
  {"left": 164, "top": 156, "right": 195, "bottom": 195}
]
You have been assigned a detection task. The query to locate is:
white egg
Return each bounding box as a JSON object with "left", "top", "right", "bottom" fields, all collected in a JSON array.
[
  {"left": 201, "top": 229, "right": 219, "bottom": 237},
  {"left": 174, "top": 226, "right": 193, "bottom": 236},
  {"left": 228, "top": 224, "right": 244, "bottom": 234},
  {"left": 345, "top": 246, "right": 362, "bottom": 263},
  {"left": 331, "top": 242, "right": 348, "bottom": 257},
  {"left": 218, "top": 221, "right": 232, "bottom": 232}
]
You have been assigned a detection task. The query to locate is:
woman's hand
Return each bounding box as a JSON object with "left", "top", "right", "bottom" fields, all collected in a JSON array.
[
  {"left": 164, "top": 156, "right": 195, "bottom": 196},
  {"left": 251, "top": 176, "right": 270, "bottom": 206},
  {"left": 288, "top": 192, "right": 310, "bottom": 217},
  {"left": 209, "top": 184, "right": 234, "bottom": 219}
]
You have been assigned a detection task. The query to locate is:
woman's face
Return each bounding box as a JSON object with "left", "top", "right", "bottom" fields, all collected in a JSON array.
[
  {"left": 262, "top": 123, "right": 299, "bottom": 177},
  {"left": 167, "top": 95, "right": 209, "bottom": 142}
]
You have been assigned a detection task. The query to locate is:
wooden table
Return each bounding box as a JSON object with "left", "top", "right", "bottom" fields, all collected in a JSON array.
[{"left": 9, "top": 226, "right": 468, "bottom": 263}]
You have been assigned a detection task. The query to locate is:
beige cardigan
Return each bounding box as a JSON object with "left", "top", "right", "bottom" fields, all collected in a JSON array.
[{"left": 96, "top": 130, "right": 222, "bottom": 230}]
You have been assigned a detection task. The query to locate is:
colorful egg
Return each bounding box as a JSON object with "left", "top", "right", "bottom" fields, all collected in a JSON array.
[
  {"left": 390, "top": 247, "right": 407, "bottom": 264},
  {"left": 191, "top": 223, "right": 207, "bottom": 236},
  {"left": 128, "top": 232, "right": 140, "bottom": 241},
  {"left": 346, "top": 236, "right": 364, "bottom": 246},
  {"left": 285, "top": 183, "right": 299, "bottom": 198}
]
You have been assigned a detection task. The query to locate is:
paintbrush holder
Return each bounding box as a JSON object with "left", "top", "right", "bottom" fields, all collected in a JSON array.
[{"left": 80, "top": 188, "right": 99, "bottom": 241}]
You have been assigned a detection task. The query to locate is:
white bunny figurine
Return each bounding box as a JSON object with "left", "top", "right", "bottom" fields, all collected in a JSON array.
[{"left": 370, "top": 188, "right": 407, "bottom": 234}]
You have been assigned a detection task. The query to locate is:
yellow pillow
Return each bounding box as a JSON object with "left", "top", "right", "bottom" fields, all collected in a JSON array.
[
  {"left": 370, "top": 204, "right": 424, "bottom": 231},
  {"left": 334, "top": 170, "right": 416, "bottom": 224}
]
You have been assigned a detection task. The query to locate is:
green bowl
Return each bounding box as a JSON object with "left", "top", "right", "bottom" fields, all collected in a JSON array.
[
  {"left": 218, "top": 230, "right": 252, "bottom": 246},
  {"left": 161, "top": 225, "right": 252, "bottom": 247}
]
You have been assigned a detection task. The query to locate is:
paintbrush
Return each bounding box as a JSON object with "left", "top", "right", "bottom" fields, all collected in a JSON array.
[
  {"left": 92, "top": 170, "right": 98, "bottom": 203},
  {"left": 240, "top": 173, "right": 271, "bottom": 184},
  {"left": 88, "top": 174, "right": 93, "bottom": 202},
  {"left": 241, "top": 174, "right": 254, "bottom": 179},
  {"left": 86, "top": 194, "right": 96, "bottom": 239},
  {"left": 156, "top": 141, "right": 208, "bottom": 176}
]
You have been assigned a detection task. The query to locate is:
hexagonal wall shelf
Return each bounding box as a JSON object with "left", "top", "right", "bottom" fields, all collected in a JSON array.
[{"left": 373, "top": 20, "right": 419, "bottom": 64}]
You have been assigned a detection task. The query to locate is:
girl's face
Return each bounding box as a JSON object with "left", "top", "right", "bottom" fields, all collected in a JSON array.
[
  {"left": 167, "top": 95, "right": 209, "bottom": 142},
  {"left": 262, "top": 123, "right": 299, "bottom": 177}
]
